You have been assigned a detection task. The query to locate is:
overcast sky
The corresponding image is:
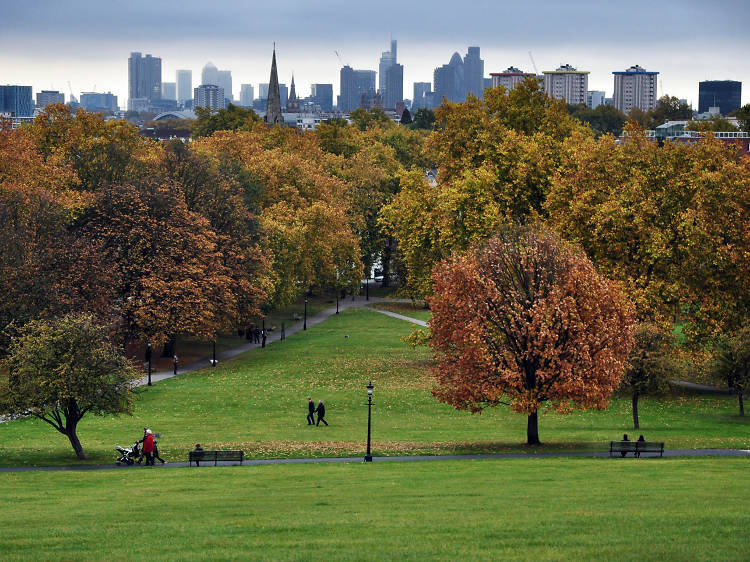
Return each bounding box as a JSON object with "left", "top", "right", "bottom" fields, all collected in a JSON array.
[{"left": 2, "top": 0, "right": 748, "bottom": 108}]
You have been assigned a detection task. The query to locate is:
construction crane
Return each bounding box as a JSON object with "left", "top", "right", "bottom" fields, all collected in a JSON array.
[
  {"left": 528, "top": 51, "right": 539, "bottom": 75},
  {"left": 334, "top": 50, "right": 348, "bottom": 68},
  {"left": 67, "top": 81, "right": 78, "bottom": 103}
]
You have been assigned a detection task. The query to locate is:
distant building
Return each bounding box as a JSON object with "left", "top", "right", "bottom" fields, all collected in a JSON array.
[
  {"left": 463, "top": 46, "right": 484, "bottom": 99},
  {"left": 265, "top": 48, "right": 283, "bottom": 125},
  {"left": 128, "top": 52, "right": 161, "bottom": 110},
  {"left": 378, "top": 39, "right": 400, "bottom": 106},
  {"left": 176, "top": 70, "right": 192, "bottom": 103},
  {"left": 543, "top": 64, "right": 588, "bottom": 105},
  {"left": 240, "top": 84, "right": 254, "bottom": 107},
  {"left": 613, "top": 65, "right": 658, "bottom": 114},
  {"left": 698, "top": 80, "right": 741, "bottom": 115},
  {"left": 339, "top": 65, "right": 376, "bottom": 112},
  {"left": 279, "top": 84, "right": 288, "bottom": 110},
  {"left": 259, "top": 83, "right": 269, "bottom": 100},
  {"left": 311, "top": 84, "right": 333, "bottom": 112},
  {"left": 286, "top": 76, "right": 300, "bottom": 112},
  {"left": 383, "top": 63, "right": 404, "bottom": 109},
  {"left": 587, "top": 90, "right": 606, "bottom": 109},
  {"left": 36, "top": 90, "right": 64, "bottom": 108},
  {"left": 161, "top": 82, "right": 176, "bottom": 101},
  {"left": 80, "top": 91, "right": 118, "bottom": 112},
  {"left": 433, "top": 52, "right": 465, "bottom": 104},
  {"left": 0, "top": 85, "right": 34, "bottom": 116},
  {"left": 217, "top": 70, "right": 232, "bottom": 102},
  {"left": 490, "top": 66, "right": 535, "bottom": 91},
  {"left": 413, "top": 82, "right": 431, "bottom": 109},
  {"left": 194, "top": 84, "right": 225, "bottom": 110},
  {"left": 201, "top": 62, "right": 219, "bottom": 87}
]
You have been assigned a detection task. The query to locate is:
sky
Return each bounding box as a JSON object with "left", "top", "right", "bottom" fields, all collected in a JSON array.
[{"left": 1, "top": 0, "right": 748, "bottom": 108}]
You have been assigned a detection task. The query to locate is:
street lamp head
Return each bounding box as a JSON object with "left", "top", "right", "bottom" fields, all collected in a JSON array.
[{"left": 367, "top": 381, "right": 374, "bottom": 395}]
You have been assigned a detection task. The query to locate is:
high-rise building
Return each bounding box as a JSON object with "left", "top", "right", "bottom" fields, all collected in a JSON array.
[
  {"left": 161, "top": 82, "right": 176, "bottom": 100},
  {"left": 383, "top": 64, "right": 404, "bottom": 109},
  {"left": 587, "top": 90, "right": 606, "bottom": 109},
  {"left": 543, "top": 64, "right": 588, "bottom": 105},
  {"left": 128, "top": 52, "right": 161, "bottom": 110},
  {"left": 698, "top": 80, "right": 741, "bottom": 115},
  {"left": 463, "top": 46, "right": 484, "bottom": 99},
  {"left": 412, "top": 82, "right": 431, "bottom": 109},
  {"left": 279, "top": 84, "right": 288, "bottom": 109},
  {"left": 311, "top": 84, "right": 333, "bottom": 112},
  {"left": 240, "top": 84, "right": 254, "bottom": 107},
  {"left": 265, "top": 48, "right": 283, "bottom": 125},
  {"left": 217, "top": 70, "right": 232, "bottom": 102},
  {"left": 433, "top": 52, "right": 464, "bottom": 104},
  {"left": 176, "top": 70, "right": 192, "bottom": 103},
  {"left": 490, "top": 66, "right": 535, "bottom": 91},
  {"left": 339, "top": 66, "right": 376, "bottom": 112},
  {"left": 613, "top": 65, "right": 658, "bottom": 114},
  {"left": 379, "top": 39, "right": 397, "bottom": 95},
  {"left": 202, "top": 62, "right": 219, "bottom": 87},
  {"left": 36, "top": 90, "right": 64, "bottom": 108},
  {"left": 0, "top": 85, "right": 34, "bottom": 116},
  {"left": 259, "top": 83, "right": 269, "bottom": 100},
  {"left": 194, "top": 84, "right": 225, "bottom": 110},
  {"left": 80, "top": 92, "right": 118, "bottom": 112}
]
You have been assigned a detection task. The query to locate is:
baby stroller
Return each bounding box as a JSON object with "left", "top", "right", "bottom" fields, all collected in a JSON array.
[{"left": 115, "top": 441, "right": 141, "bottom": 465}]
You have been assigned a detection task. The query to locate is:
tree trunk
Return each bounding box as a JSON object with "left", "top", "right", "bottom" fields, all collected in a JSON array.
[
  {"left": 739, "top": 392, "right": 745, "bottom": 417},
  {"left": 65, "top": 420, "right": 87, "bottom": 460},
  {"left": 382, "top": 236, "right": 393, "bottom": 287},
  {"left": 161, "top": 335, "right": 176, "bottom": 358},
  {"left": 527, "top": 412, "right": 540, "bottom": 445},
  {"left": 632, "top": 392, "right": 640, "bottom": 429}
]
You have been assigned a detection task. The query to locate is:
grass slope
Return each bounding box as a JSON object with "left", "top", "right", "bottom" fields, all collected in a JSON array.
[
  {"left": 1, "top": 458, "right": 749, "bottom": 560},
  {"left": 1, "top": 309, "right": 748, "bottom": 467}
]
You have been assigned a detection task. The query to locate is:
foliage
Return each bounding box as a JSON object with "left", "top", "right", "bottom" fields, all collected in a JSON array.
[
  {"left": 567, "top": 103, "right": 627, "bottom": 136},
  {"left": 316, "top": 118, "right": 360, "bottom": 157},
  {"left": 410, "top": 108, "right": 436, "bottom": 130},
  {"left": 706, "top": 324, "right": 750, "bottom": 416},
  {"left": 192, "top": 103, "right": 261, "bottom": 138},
  {"left": 648, "top": 95, "right": 693, "bottom": 127},
  {"left": 0, "top": 314, "right": 140, "bottom": 459},
  {"left": 349, "top": 107, "right": 392, "bottom": 131},
  {"left": 732, "top": 104, "right": 750, "bottom": 132},
  {"left": 400, "top": 107, "right": 412, "bottom": 125},
  {"left": 428, "top": 224, "right": 635, "bottom": 445},
  {"left": 685, "top": 117, "right": 739, "bottom": 132}
]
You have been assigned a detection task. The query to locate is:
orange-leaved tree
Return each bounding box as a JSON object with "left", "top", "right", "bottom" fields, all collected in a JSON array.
[{"left": 428, "top": 224, "right": 635, "bottom": 445}]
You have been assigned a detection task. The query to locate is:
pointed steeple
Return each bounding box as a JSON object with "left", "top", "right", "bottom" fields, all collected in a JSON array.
[
  {"left": 265, "top": 46, "right": 283, "bottom": 125},
  {"left": 286, "top": 74, "right": 300, "bottom": 112}
]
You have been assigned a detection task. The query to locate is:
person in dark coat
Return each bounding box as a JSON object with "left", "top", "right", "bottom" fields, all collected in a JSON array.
[
  {"left": 635, "top": 435, "right": 645, "bottom": 458},
  {"left": 306, "top": 397, "right": 315, "bottom": 425},
  {"left": 152, "top": 437, "right": 166, "bottom": 464},
  {"left": 193, "top": 443, "right": 203, "bottom": 467},
  {"left": 254, "top": 326, "right": 261, "bottom": 344},
  {"left": 621, "top": 433, "right": 630, "bottom": 457},
  {"left": 315, "top": 400, "right": 328, "bottom": 426},
  {"left": 261, "top": 329, "right": 267, "bottom": 348}
]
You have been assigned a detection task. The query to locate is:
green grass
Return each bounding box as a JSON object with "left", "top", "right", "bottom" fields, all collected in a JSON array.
[
  {"left": 1, "top": 309, "right": 748, "bottom": 467},
  {"left": 369, "top": 301, "right": 432, "bottom": 321},
  {"left": 1, "top": 457, "right": 749, "bottom": 560}
]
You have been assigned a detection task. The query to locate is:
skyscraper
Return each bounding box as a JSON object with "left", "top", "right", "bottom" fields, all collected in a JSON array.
[
  {"left": 698, "top": 80, "right": 741, "bottom": 114},
  {"left": 36, "top": 90, "right": 65, "bottom": 108},
  {"left": 201, "top": 62, "right": 219, "bottom": 86},
  {"left": 433, "top": 52, "right": 464, "bottom": 104},
  {"left": 217, "top": 70, "right": 233, "bottom": 102},
  {"left": 379, "top": 39, "right": 397, "bottom": 94},
  {"left": 463, "top": 46, "right": 484, "bottom": 99},
  {"left": 80, "top": 92, "right": 118, "bottom": 112},
  {"left": 383, "top": 63, "right": 404, "bottom": 109},
  {"left": 265, "top": 48, "right": 283, "bottom": 125},
  {"left": 240, "top": 84, "right": 254, "bottom": 107},
  {"left": 339, "top": 66, "right": 376, "bottom": 112},
  {"left": 176, "top": 70, "right": 192, "bottom": 103},
  {"left": 543, "top": 64, "right": 589, "bottom": 105},
  {"left": 161, "top": 82, "right": 176, "bottom": 100},
  {"left": 413, "top": 82, "right": 431, "bottom": 109},
  {"left": 0, "top": 85, "right": 33, "bottom": 116},
  {"left": 194, "top": 84, "right": 225, "bottom": 110},
  {"left": 613, "top": 65, "right": 658, "bottom": 114},
  {"left": 311, "top": 84, "right": 333, "bottom": 112},
  {"left": 128, "top": 52, "right": 161, "bottom": 109}
]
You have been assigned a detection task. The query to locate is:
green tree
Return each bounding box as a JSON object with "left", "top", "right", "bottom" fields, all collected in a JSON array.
[
  {"left": 0, "top": 314, "right": 140, "bottom": 459},
  {"left": 349, "top": 107, "right": 392, "bottom": 131},
  {"left": 410, "top": 108, "right": 436, "bottom": 130},
  {"left": 192, "top": 104, "right": 260, "bottom": 138},
  {"left": 400, "top": 108, "right": 412, "bottom": 125},
  {"left": 732, "top": 104, "right": 750, "bottom": 132},
  {"left": 648, "top": 95, "right": 693, "bottom": 127},
  {"left": 568, "top": 104, "right": 627, "bottom": 136},
  {"left": 685, "top": 117, "right": 739, "bottom": 132},
  {"left": 707, "top": 324, "right": 750, "bottom": 416}
]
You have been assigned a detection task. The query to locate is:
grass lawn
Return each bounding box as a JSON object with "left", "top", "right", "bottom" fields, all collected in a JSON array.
[
  {"left": 368, "top": 301, "right": 431, "bottom": 322},
  {"left": 1, "top": 457, "right": 749, "bottom": 560},
  {"left": 1, "top": 309, "right": 748, "bottom": 467}
]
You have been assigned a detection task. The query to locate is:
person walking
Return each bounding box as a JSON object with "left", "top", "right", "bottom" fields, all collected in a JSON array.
[
  {"left": 306, "top": 397, "right": 315, "bottom": 425},
  {"left": 153, "top": 436, "right": 166, "bottom": 464},
  {"left": 315, "top": 400, "right": 328, "bottom": 426},
  {"left": 254, "top": 326, "right": 261, "bottom": 344},
  {"left": 142, "top": 429, "right": 155, "bottom": 465},
  {"left": 261, "top": 329, "right": 267, "bottom": 348}
]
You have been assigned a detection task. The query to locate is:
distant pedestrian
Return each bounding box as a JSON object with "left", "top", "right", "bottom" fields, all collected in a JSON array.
[
  {"left": 172, "top": 355, "right": 179, "bottom": 375},
  {"left": 245, "top": 325, "right": 253, "bottom": 341},
  {"left": 153, "top": 436, "right": 166, "bottom": 464},
  {"left": 254, "top": 326, "right": 261, "bottom": 344},
  {"left": 193, "top": 443, "right": 203, "bottom": 467},
  {"left": 621, "top": 433, "right": 630, "bottom": 458},
  {"left": 306, "top": 397, "right": 315, "bottom": 425},
  {"left": 315, "top": 400, "right": 328, "bottom": 426},
  {"left": 261, "top": 329, "right": 267, "bottom": 348},
  {"left": 142, "top": 429, "right": 155, "bottom": 465}
]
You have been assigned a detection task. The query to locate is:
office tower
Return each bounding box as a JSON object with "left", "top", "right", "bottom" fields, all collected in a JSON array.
[
  {"left": 698, "top": 80, "right": 741, "bottom": 114},
  {"left": 433, "top": 52, "right": 464, "bottom": 104},
  {"left": 0, "top": 85, "right": 34, "bottom": 116},
  {"left": 311, "top": 84, "right": 333, "bottom": 112},
  {"left": 202, "top": 62, "right": 219, "bottom": 86},
  {"left": 543, "top": 64, "right": 588, "bottom": 105},
  {"left": 412, "top": 82, "right": 431, "bottom": 109},
  {"left": 176, "top": 70, "right": 192, "bottom": 103},
  {"left": 80, "top": 92, "right": 118, "bottom": 112},
  {"left": 128, "top": 52, "right": 161, "bottom": 108},
  {"left": 36, "top": 90, "right": 65, "bottom": 108},
  {"left": 613, "top": 65, "right": 658, "bottom": 114},
  {"left": 161, "top": 82, "right": 176, "bottom": 100},
  {"left": 339, "top": 66, "right": 376, "bottom": 112},
  {"left": 383, "top": 63, "right": 404, "bottom": 109},
  {"left": 490, "top": 67, "right": 535, "bottom": 91},
  {"left": 379, "top": 39, "right": 397, "bottom": 94},
  {"left": 463, "top": 46, "right": 484, "bottom": 99},
  {"left": 587, "top": 90, "right": 606, "bottom": 109},
  {"left": 194, "top": 84, "right": 225, "bottom": 110},
  {"left": 279, "top": 84, "right": 288, "bottom": 109},
  {"left": 240, "top": 84, "right": 254, "bottom": 107},
  {"left": 217, "top": 70, "right": 232, "bottom": 102},
  {"left": 259, "top": 83, "right": 269, "bottom": 100},
  {"left": 265, "top": 48, "right": 283, "bottom": 125}
]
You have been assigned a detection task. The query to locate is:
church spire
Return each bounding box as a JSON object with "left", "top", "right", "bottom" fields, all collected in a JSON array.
[
  {"left": 286, "top": 73, "right": 300, "bottom": 112},
  {"left": 265, "top": 46, "right": 283, "bottom": 125}
]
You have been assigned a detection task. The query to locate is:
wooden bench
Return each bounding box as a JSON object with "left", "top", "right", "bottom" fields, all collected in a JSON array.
[
  {"left": 609, "top": 441, "right": 664, "bottom": 458},
  {"left": 188, "top": 450, "right": 244, "bottom": 466}
]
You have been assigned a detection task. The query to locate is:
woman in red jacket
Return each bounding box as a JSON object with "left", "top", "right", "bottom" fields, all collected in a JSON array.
[{"left": 142, "top": 429, "right": 155, "bottom": 466}]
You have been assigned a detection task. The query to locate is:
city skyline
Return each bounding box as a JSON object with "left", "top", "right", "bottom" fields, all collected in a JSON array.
[{"left": 1, "top": 1, "right": 748, "bottom": 108}]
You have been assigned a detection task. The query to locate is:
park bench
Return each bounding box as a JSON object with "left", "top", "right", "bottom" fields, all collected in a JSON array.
[
  {"left": 609, "top": 441, "right": 664, "bottom": 458},
  {"left": 188, "top": 450, "right": 244, "bottom": 466}
]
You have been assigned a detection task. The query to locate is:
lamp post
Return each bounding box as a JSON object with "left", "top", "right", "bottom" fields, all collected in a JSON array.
[
  {"left": 336, "top": 292, "right": 339, "bottom": 314},
  {"left": 365, "top": 381, "right": 374, "bottom": 462},
  {"left": 304, "top": 298, "right": 308, "bottom": 330},
  {"left": 366, "top": 276, "right": 369, "bottom": 301},
  {"left": 146, "top": 342, "right": 152, "bottom": 386},
  {"left": 211, "top": 338, "right": 217, "bottom": 367}
]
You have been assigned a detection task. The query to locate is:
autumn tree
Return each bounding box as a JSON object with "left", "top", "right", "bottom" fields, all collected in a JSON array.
[
  {"left": 429, "top": 224, "right": 635, "bottom": 445},
  {"left": 622, "top": 323, "right": 677, "bottom": 429},
  {"left": 0, "top": 314, "right": 140, "bottom": 459},
  {"left": 410, "top": 108, "right": 436, "bottom": 130},
  {"left": 192, "top": 104, "right": 260, "bottom": 138},
  {"left": 707, "top": 324, "right": 750, "bottom": 416}
]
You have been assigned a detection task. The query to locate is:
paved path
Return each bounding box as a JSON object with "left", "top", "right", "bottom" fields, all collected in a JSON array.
[{"left": 1, "top": 448, "right": 748, "bottom": 473}]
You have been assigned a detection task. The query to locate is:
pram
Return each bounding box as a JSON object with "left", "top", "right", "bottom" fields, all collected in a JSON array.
[{"left": 115, "top": 441, "right": 141, "bottom": 465}]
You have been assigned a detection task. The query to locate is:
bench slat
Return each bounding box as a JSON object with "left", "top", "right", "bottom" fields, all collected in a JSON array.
[{"left": 188, "top": 450, "right": 244, "bottom": 466}]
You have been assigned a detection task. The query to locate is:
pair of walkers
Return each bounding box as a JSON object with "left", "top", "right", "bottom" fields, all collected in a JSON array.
[
  {"left": 307, "top": 398, "right": 328, "bottom": 426},
  {"left": 138, "top": 428, "right": 165, "bottom": 465}
]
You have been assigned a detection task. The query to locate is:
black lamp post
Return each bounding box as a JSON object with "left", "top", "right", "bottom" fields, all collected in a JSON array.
[
  {"left": 365, "top": 381, "right": 374, "bottom": 462},
  {"left": 366, "top": 276, "right": 369, "bottom": 301},
  {"left": 146, "top": 342, "right": 152, "bottom": 386},
  {"left": 211, "top": 338, "right": 217, "bottom": 367},
  {"left": 336, "top": 292, "right": 339, "bottom": 314},
  {"left": 304, "top": 298, "right": 308, "bottom": 330}
]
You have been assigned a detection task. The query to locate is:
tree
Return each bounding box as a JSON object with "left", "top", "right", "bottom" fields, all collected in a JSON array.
[
  {"left": 685, "top": 117, "right": 739, "bottom": 132},
  {"left": 648, "top": 95, "right": 693, "bottom": 127},
  {"left": 622, "top": 323, "right": 677, "bottom": 429},
  {"left": 428, "top": 224, "right": 635, "bottom": 445},
  {"left": 192, "top": 104, "right": 260, "bottom": 138},
  {"left": 707, "top": 324, "right": 750, "bottom": 416},
  {"left": 0, "top": 314, "right": 140, "bottom": 459},
  {"left": 400, "top": 108, "right": 412, "bottom": 125},
  {"left": 732, "top": 104, "right": 750, "bottom": 132},
  {"left": 349, "top": 107, "right": 392, "bottom": 131},
  {"left": 568, "top": 104, "right": 627, "bottom": 137},
  {"left": 410, "top": 108, "right": 436, "bottom": 130}
]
